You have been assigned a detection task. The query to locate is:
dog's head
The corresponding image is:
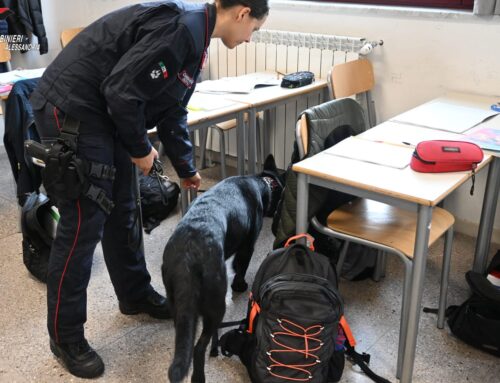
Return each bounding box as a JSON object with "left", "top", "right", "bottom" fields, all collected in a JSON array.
[{"left": 260, "top": 155, "right": 285, "bottom": 217}]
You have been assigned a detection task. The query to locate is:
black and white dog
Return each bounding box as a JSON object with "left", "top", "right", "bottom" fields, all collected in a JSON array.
[{"left": 162, "top": 155, "right": 284, "bottom": 383}]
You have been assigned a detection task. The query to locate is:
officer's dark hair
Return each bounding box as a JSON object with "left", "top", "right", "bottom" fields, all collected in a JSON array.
[{"left": 219, "top": 0, "right": 269, "bottom": 20}]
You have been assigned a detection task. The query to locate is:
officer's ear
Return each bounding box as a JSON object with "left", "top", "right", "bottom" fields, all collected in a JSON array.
[{"left": 236, "top": 6, "right": 251, "bottom": 21}]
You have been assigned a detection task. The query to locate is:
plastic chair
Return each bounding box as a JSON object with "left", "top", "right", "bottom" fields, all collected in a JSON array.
[
  {"left": 295, "top": 102, "right": 455, "bottom": 378},
  {"left": 328, "top": 58, "right": 376, "bottom": 128},
  {"left": 60, "top": 27, "right": 84, "bottom": 48}
]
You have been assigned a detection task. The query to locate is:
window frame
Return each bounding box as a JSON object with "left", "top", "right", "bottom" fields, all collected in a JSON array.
[{"left": 310, "top": 0, "right": 474, "bottom": 10}]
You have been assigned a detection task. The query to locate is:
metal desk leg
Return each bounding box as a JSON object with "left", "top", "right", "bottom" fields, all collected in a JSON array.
[
  {"left": 296, "top": 173, "right": 309, "bottom": 237},
  {"left": 236, "top": 111, "right": 246, "bottom": 175},
  {"left": 263, "top": 109, "right": 271, "bottom": 159},
  {"left": 473, "top": 157, "right": 500, "bottom": 273},
  {"left": 180, "top": 188, "right": 188, "bottom": 216},
  {"left": 247, "top": 108, "right": 257, "bottom": 175},
  {"left": 400, "top": 205, "right": 432, "bottom": 383},
  {"left": 198, "top": 127, "right": 209, "bottom": 169}
]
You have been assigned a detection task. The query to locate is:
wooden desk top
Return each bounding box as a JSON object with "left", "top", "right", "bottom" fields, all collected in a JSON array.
[{"left": 292, "top": 149, "right": 492, "bottom": 207}]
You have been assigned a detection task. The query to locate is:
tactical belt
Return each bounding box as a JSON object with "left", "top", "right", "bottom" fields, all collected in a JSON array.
[{"left": 46, "top": 116, "right": 116, "bottom": 215}]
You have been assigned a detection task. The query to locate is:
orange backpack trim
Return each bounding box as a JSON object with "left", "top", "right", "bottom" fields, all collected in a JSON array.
[
  {"left": 340, "top": 315, "right": 356, "bottom": 347},
  {"left": 247, "top": 298, "right": 261, "bottom": 334}
]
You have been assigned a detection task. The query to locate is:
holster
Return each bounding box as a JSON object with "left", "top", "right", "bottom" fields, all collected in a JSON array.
[{"left": 40, "top": 116, "right": 116, "bottom": 215}]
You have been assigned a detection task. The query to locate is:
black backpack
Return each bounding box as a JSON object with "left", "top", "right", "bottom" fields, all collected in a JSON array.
[
  {"left": 443, "top": 250, "right": 500, "bottom": 357},
  {"left": 20, "top": 192, "right": 58, "bottom": 282},
  {"left": 139, "top": 159, "right": 180, "bottom": 234},
  {"left": 219, "top": 234, "right": 390, "bottom": 383}
]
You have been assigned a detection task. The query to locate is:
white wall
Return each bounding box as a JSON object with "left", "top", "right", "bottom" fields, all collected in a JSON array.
[{"left": 8, "top": 0, "right": 500, "bottom": 242}]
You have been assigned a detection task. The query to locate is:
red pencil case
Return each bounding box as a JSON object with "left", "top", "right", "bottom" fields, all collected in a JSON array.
[
  {"left": 410, "top": 140, "right": 484, "bottom": 195},
  {"left": 410, "top": 140, "right": 483, "bottom": 173}
]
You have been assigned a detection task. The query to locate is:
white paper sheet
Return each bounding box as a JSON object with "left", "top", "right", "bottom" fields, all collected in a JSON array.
[
  {"left": 0, "top": 68, "right": 45, "bottom": 84},
  {"left": 324, "top": 136, "right": 413, "bottom": 169},
  {"left": 391, "top": 100, "right": 499, "bottom": 133},
  {"left": 360, "top": 121, "right": 467, "bottom": 147}
]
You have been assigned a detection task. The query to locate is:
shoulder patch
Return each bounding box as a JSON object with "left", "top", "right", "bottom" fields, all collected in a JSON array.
[
  {"left": 150, "top": 61, "right": 169, "bottom": 80},
  {"left": 177, "top": 70, "right": 194, "bottom": 88}
]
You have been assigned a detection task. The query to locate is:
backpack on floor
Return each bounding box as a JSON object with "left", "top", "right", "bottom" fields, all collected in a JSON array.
[
  {"left": 20, "top": 192, "right": 59, "bottom": 282},
  {"left": 219, "top": 234, "right": 391, "bottom": 383},
  {"left": 444, "top": 250, "right": 500, "bottom": 357}
]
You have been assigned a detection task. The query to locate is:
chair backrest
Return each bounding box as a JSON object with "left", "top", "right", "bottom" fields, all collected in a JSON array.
[
  {"left": 0, "top": 41, "right": 11, "bottom": 63},
  {"left": 327, "top": 59, "right": 376, "bottom": 128},
  {"left": 295, "top": 98, "right": 367, "bottom": 158},
  {"left": 60, "top": 27, "right": 84, "bottom": 48},
  {"left": 0, "top": 41, "right": 12, "bottom": 72}
]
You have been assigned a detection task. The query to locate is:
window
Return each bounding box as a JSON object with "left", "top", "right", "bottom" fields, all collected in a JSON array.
[{"left": 314, "top": 1, "right": 474, "bottom": 10}]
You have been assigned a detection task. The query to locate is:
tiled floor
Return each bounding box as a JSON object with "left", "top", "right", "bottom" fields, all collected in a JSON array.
[{"left": 0, "top": 147, "right": 498, "bottom": 382}]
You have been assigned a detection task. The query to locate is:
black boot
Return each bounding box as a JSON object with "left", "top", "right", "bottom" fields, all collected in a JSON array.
[
  {"left": 119, "top": 289, "right": 171, "bottom": 319},
  {"left": 50, "top": 338, "right": 104, "bottom": 379}
]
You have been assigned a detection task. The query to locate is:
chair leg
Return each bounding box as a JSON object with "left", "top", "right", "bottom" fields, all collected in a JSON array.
[
  {"left": 217, "top": 127, "right": 227, "bottom": 179},
  {"left": 396, "top": 257, "right": 413, "bottom": 380},
  {"left": 373, "top": 250, "right": 385, "bottom": 282},
  {"left": 381, "top": 251, "right": 388, "bottom": 278},
  {"left": 336, "top": 240, "right": 350, "bottom": 279},
  {"left": 438, "top": 226, "right": 454, "bottom": 329}
]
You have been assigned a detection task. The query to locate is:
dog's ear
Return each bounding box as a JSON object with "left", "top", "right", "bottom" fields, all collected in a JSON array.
[{"left": 263, "top": 154, "right": 277, "bottom": 172}]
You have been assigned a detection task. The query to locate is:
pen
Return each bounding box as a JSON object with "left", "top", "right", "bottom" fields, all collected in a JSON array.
[
  {"left": 276, "top": 70, "right": 286, "bottom": 79},
  {"left": 372, "top": 140, "right": 415, "bottom": 147}
]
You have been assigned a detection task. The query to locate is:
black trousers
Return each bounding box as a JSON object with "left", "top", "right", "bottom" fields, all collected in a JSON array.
[{"left": 33, "top": 100, "right": 153, "bottom": 343}]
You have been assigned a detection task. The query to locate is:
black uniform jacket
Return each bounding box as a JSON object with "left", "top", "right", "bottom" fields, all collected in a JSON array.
[{"left": 31, "top": 0, "right": 216, "bottom": 178}]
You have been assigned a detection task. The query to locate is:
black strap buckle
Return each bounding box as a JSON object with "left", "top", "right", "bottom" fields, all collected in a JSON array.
[
  {"left": 84, "top": 184, "right": 114, "bottom": 215},
  {"left": 59, "top": 115, "right": 81, "bottom": 151},
  {"left": 58, "top": 131, "right": 78, "bottom": 151},
  {"left": 87, "top": 161, "right": 116, "bottom": 181}
]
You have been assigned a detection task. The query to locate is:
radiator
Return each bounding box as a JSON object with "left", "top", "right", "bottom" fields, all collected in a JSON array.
[{"left": 199, "top": 29, "right": 381, "bottom": 169}]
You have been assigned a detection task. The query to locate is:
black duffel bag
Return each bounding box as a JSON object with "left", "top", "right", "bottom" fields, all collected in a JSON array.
[{"left": 139, "top": 160, "right": 180, "bottom": 234}]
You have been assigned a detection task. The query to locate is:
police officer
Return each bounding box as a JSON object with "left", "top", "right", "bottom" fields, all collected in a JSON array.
[{"left": 30, "top": 0, "right": 269, "bottom": 378}]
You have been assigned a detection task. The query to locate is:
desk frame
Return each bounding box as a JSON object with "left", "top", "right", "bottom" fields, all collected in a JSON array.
[
  {"left": 473, "top": 156, "right": 500, "bottom": 272},
  {"left": 296, "top": 172, "right": 434, "bottom": 383}
]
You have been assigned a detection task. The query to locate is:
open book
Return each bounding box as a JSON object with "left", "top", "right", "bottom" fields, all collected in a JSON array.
[
  {"left": 196, "top": 72, "right": 281, "bottom": 94},
  {"left": 187, "top": 92, "right": 238, "bottom": 112}
]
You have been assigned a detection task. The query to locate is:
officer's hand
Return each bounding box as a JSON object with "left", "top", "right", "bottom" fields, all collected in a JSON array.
[
  {"left": 181, "top": 172, "right": 201, "bottom": 190},
  {"left": 131, "top": 147, "right": 158, "bottom": 176}
]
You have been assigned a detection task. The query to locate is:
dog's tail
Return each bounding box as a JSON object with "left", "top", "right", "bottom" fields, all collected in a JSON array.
[{"left": 168, "top": 274, "right": 199, "bottom": 383}]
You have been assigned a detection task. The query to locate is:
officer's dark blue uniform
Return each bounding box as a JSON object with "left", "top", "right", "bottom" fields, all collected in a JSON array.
[{"left": 30, "top": 1, "right": 216, "bottom": 346}]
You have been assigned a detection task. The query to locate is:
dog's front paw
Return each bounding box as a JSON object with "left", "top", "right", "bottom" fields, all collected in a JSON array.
[{"left": 231, "top": 278, "right": 248, "bottom": 293}]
